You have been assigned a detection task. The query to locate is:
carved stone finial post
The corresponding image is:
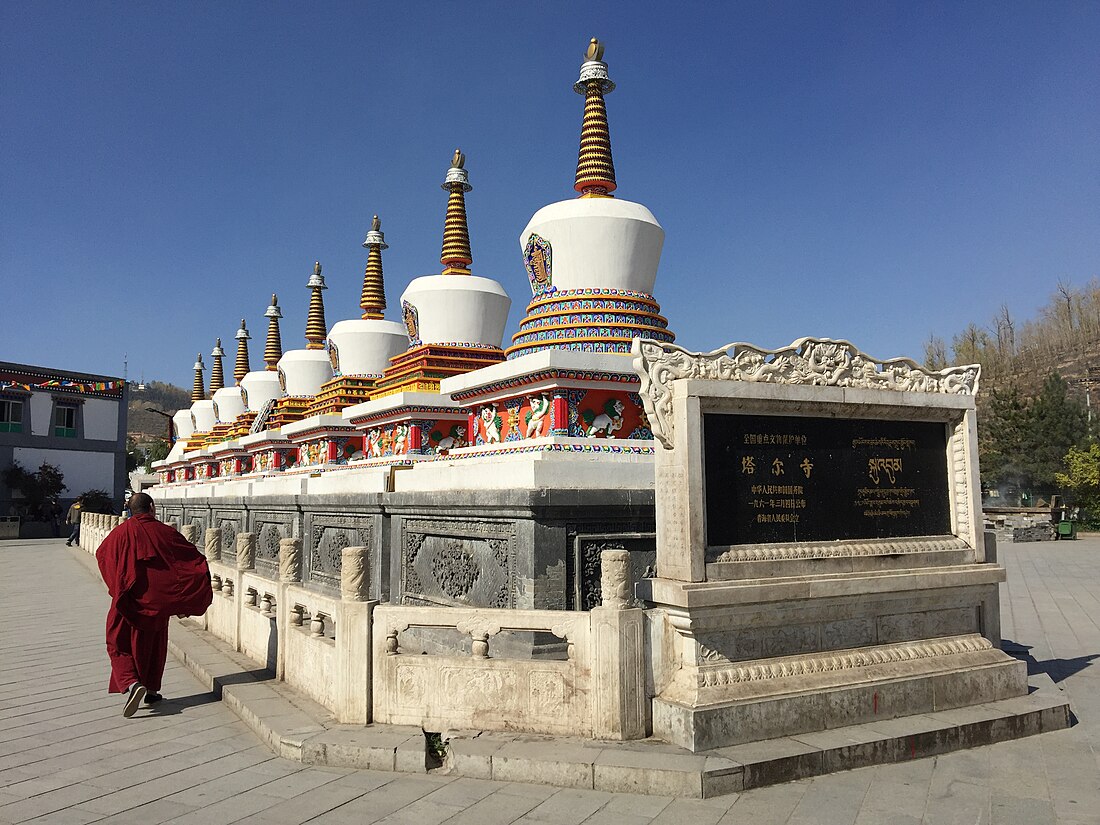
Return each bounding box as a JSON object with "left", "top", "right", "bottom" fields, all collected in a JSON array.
[
  {"left": 180, "top": 524, "right": 197, "bottom": 545},
  {"left": 600, "top": 547, "right": 632, "bottom": 609},
  {"left": 236, "top": 532, "right": 256, "bottom": 571},
  {"left": 279, "top": 538, "right": 302, "bottom": 583},
  {"left": 340, "top": 546, "right": 370, "bottom": 602},
  {"left": 204, "top": 528, "right": 221, "bottom": 561}
]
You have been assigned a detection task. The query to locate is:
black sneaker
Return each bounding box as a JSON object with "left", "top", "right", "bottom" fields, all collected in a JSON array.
[
  {"left": 144, "top": 692, "right": 163, "bottom": 705},
  {"left": 123, "top": 683, "right": 146, "bottom": 718}
]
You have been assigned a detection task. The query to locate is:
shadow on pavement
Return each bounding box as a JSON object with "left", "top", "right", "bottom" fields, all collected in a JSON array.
[
  {"left": 1002, "top": 639, "right": 1098, "bottom": 683},
  {"left": 146, "top": 692, "right": 221, "bottom": 715}
]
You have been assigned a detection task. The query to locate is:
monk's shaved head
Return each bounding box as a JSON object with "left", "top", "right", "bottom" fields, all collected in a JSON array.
[{"left": 128, "top": 492, "right": 155, "bottom": 514}]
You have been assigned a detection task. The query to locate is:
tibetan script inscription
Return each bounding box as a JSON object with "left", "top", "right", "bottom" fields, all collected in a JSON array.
[{"left": 704, "top": 414, "right": 950, "bottom": 545}]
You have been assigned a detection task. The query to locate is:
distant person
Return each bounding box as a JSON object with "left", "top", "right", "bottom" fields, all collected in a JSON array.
[
  {"left": 95, "top": 492, "right": 213, "bottom": 717},
  {"left": 50, "top": 499, "right": 62, "bottom": 537},
  {"left": 64, "top": 496, "right": 83, "bottom": 546}
]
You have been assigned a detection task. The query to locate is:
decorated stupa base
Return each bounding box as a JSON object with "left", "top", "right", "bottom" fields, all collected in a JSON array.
[
  {"left": 228, "top": 411, "right": 259, "bottom": 440},
  {"left": 184, "top": 430, "right": 212, "bottom": 452},
  {"left": 206, "top": 420, "right": 236, "bottom": 446},
  {"left": 208, "top": 440, "right": 253, "bottom": 478},
  {"left": 370, "top": 343, "right": 506, "bottom": 399},
  {"left": 265, "top": 395, "right": 315, "bottom": 430},
  {"left": 343, "top": 392, "right": 469, "bottom": 463},
  {"left": 507, "top": 288, "right": 674, "bottom": 359},
  {"left": 440, "top": 349, "right": 653, "bottom": 454},
  {"left": 239, "top": 430, "right": 298, "bottom": 475},
  {"left": 282, "top": 415, "right": 364, "bottom": 470},
  {"left": 305, "top": 374, "right": 382, "bottom": 417}
]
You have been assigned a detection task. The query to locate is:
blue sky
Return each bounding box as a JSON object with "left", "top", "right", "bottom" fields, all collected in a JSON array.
[{"left": 2, "top": 2, "right": 1098, "bottom": 388}]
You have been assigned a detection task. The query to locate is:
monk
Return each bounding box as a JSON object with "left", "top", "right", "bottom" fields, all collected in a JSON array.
[{"left": 96, "top": 492, "right": 212, "bottom": 717}]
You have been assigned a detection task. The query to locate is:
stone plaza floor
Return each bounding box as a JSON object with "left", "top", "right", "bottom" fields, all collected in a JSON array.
[{"left": 0, "top": 537, "right": 1097, "bottom": 825}]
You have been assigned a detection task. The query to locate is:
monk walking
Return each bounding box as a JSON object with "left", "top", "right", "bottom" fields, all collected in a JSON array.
[{"left": 95, "top": 493, "right": 212, "bottom": 717}]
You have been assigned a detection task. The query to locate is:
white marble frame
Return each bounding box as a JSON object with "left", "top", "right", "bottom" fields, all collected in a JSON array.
[{"left": 653, "top": 379, "right": 983, "bottom": 583}]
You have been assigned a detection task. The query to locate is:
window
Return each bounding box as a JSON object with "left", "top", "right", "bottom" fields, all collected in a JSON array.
[
  {"left": 0, "top": 398, "right": 23, "bottom": 433},
  {"left": 53, "top": 403, "right": 77, "bottom": 438}
]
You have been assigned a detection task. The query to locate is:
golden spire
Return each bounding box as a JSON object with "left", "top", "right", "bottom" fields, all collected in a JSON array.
[
  {"left": 209, "top": 339, "right": 225, "bottom": 393},
  {"left": 573, "top": 38, "right": 617, "bottom": 197},
  {"left": 440, "top": 149, "right": 473, "bottom": 275},
  {"left": 360, "top": 215, "right": 388, "bottom": 319},
  {"left": 305, "top": 261, "right": 328, "bottom": 349},
  {"left": 234, "top": 319, "right": 251, "bottom": 385},
  {"left": 264, "top": 294, "right": 283, "bottom": 371},
  {"left": 190, "top": 353, "right": 206, "bottom": 402}
]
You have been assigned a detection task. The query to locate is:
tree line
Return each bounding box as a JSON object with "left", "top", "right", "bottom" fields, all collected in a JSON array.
[{"left": 927, "top": 280, "right": 1099, "bottom": 518}]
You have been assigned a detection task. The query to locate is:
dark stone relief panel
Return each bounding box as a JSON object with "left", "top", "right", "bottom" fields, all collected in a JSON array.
[
  {"left": 213, "top": 509, "right": 244, "bottom": 563},
  {"left": 249, "top": 511, "right": 294, "bottom": 578},
  {"left": 306, "top": 513, "right": 374, "bottom": 593},
  {"left": 400, "top": 518, "right": 516, "bottom": 608}
]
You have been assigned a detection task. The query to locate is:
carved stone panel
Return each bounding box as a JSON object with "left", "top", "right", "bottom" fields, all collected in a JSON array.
[
  {"left": 249, "top": 511, "right": 293, "bottom": 578},
  {"left": 305, "top": 513, "right": 373, "bottom": 592},
  {"left": 216, "top": 516, "right": 241, "bottom": 564},
  {"left": 400, "top": 518, "right": 516, "bottom": 608},
  {"left": 570, "top": 533, "right": 656, "bottom": 611}
]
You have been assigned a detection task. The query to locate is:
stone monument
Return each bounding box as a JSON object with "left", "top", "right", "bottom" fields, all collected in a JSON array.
[{"left": 633, "top": 336, "right": 1027, "bottom": 751}]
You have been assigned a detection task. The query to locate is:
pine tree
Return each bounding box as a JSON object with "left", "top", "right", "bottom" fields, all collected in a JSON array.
[{"left": 1022, "top": 373, "right": 1088, "bottom": 493}]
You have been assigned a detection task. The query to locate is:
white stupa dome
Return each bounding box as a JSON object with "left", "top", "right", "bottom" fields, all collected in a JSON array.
[
  {"left": 520, "top": 198, "right": 663, "bottom": 294},
  {"left": 211, "top": 386, "right": 246, "bottom": 423},
  {"left": 172, "top": 409, "right": 195, "bottom": 441},
  {"left": 328, "top": 319, "right": 407, "bottom": 376},
  {"left": 399, "top": 275, "right": 511, "bottom": 349},
  {"left": 277, "top": 349, "right": 332, "bottom": 396},
  {"left": 190, "top": 399, "right": 216, "bottom": 432},
  {"left": 239, "top": 370, "right": 283, "bottom": 412}
]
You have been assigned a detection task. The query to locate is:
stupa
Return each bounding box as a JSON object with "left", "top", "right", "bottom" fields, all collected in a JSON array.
[
  {"left": 267, "top": 263, "right": 334, "bottom": 429},
  {"left": 435, "top": 39, "right": 672, "bottom": 466},
  {"left": 235, "top": 295, "right": 287, "bottom": 436},
  {"left": 340, "top": 151, "right": 511, "bottom": 464},
  {"left": 183, "top": 353, "right": 215, "bottom": 451},
  {"left": 368, "top": 150, "right": 511, "bottom": 397},
  {"left": 307, "top": 216, "right": 407, "bottom": 415}
]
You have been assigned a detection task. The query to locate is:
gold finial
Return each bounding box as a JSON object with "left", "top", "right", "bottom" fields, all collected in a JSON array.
[
  {"left": 441, "top": 149, "right": 473, "bottom": 275},
  {"left": 361, "top": 215, "right": 388, "bottom": 319},
  {"left": 234, "top": 319, "right": 251, "bottom": 385},
  {"left": 305, "top": 261, "right": 328, "bottom": 349},
  {"left": 264, "top": 294, "right": 283, "bottom": 370},
  {"left": 191, "top": 353, "right": 206, "bottom": 403},
  {"left": 574, "top": 38, "right": 616, "bottom": 197},
  {"left": 209, "top": 338, "right": 225, "bottom": 394}
]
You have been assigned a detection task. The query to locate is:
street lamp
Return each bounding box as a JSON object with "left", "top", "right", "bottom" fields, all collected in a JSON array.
[{"left": 145, "top": 408, "right": 176, "bottom": 443}]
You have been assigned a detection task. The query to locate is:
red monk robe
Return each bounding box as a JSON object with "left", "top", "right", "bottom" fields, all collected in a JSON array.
[{"left": 96, "top": 514, "right": 212, "bottom": 694}]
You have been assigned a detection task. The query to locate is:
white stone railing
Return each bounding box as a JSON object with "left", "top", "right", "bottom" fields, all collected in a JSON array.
[
  {"left": 374, "top": 548, "right": 645, "bottom": 739},
  {"left": 186, "top": 534, "right": 647, "bottom": 738},
  {"left": 77, "top": 512, "right": 125, "bottom": 555}
]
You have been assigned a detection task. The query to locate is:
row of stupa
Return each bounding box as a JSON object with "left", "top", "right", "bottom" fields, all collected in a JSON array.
[{"left": 157, "top": 39, "right": 676, "bottom": 483}]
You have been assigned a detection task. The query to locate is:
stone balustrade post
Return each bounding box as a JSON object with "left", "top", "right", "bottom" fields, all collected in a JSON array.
[
  {"left": 590, "top": 546, "right": 646, "bottom": 740},
  {"left": 180, "top": 524, "right": 197, "bottom": 545},
  {"left": 600, "top": 547, "right": 633, "bottom": 609},
  {"left": 204, "top": 528, "right": 221, "bottom": 561},
  {"left": 278, "top": 538, "right": 302, "bottom": 583},
  {"left": 340, "top": 546, "right": 370, "bottom": 601},
  {"left": 236, "top": 532, "right": 256, "bottom": 571}
]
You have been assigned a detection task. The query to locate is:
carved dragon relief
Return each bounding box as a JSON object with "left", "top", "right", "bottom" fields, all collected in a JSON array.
[{"left": 631, "top": 337, "right": 981, "bottom": 450}]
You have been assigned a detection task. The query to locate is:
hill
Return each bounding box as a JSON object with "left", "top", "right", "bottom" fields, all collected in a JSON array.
[{"left": 128, "top": 381, "right": 190, "bottom": 442}]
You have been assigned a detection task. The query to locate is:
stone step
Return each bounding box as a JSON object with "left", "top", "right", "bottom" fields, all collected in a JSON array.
[{"left": 168, "top": 616, "right": 1072, "bottom": 799}]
